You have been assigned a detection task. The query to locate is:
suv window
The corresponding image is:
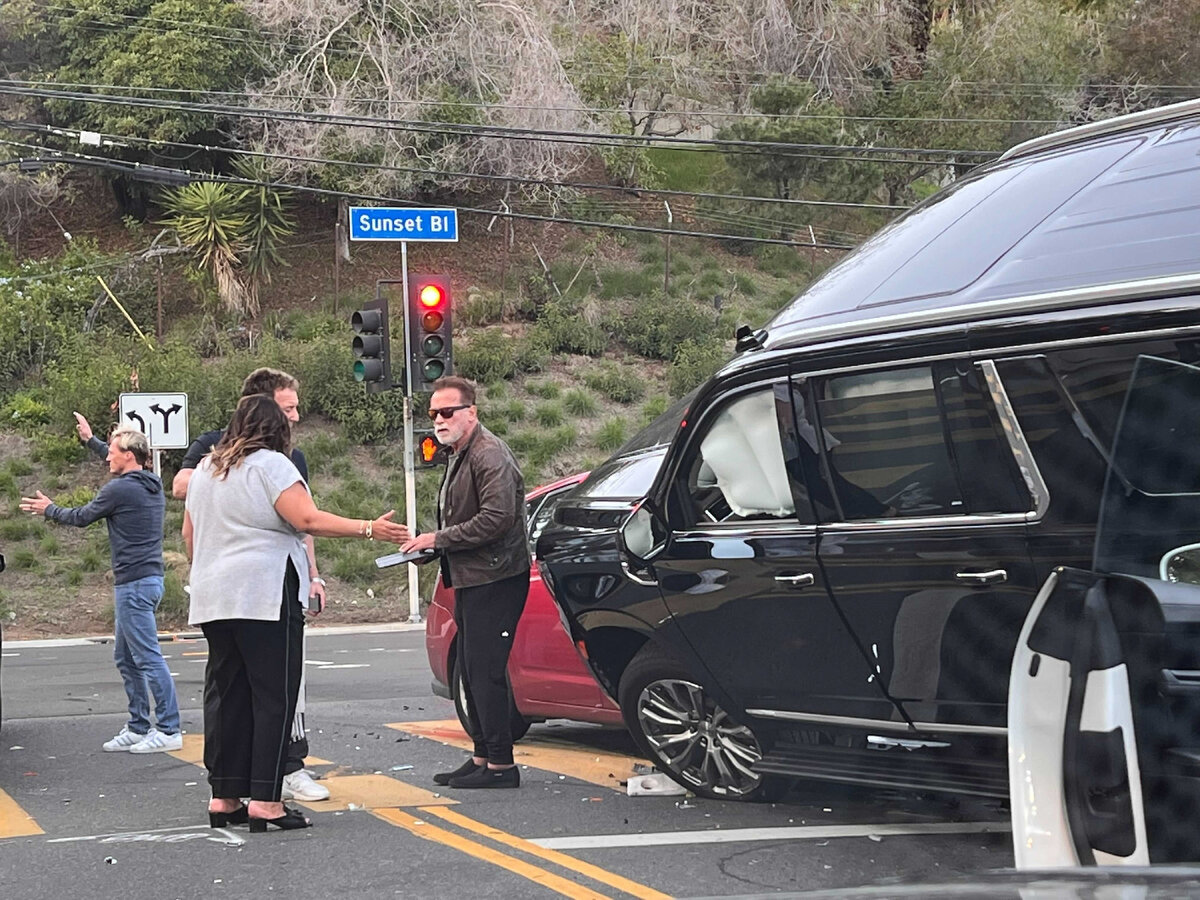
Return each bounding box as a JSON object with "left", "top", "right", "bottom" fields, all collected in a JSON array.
[
  {"left": 808, "top": 362, "right": 1027, "bottom": 521},
  {"left": 675, "top": 383, "right": 803, "bottom": 526}
]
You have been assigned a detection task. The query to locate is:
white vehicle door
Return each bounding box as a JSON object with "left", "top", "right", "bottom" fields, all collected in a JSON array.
[{"left": 1010, "top": 355, "right": 1200, "bottom": 867}]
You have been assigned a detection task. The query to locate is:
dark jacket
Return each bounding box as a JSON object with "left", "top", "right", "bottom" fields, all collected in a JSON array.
[
  {"left": 435, "top": 424, "right": 529, "bottom": 589},
  {"left": 46, "top": 469, "right": 165, "bottom": 585}
]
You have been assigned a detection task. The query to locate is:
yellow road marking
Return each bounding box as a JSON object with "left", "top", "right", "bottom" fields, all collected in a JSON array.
[
  {"left": 169, "top": 734, "right": 332, "bottom": 767},
  {"left": 422, "top": 807, "right": 672, "bottom": 900},
  {"left": 291, "top": 774, "right": 456, "bottom": 812},
  {"left": 386, "top": 720, "right": 641, "bottom": 792},
  {"left": 0, "top": 787, "right": 43, "bottom": 838},
  {"left": 374, "top": 808, "right": 614, "bottom": 900}
]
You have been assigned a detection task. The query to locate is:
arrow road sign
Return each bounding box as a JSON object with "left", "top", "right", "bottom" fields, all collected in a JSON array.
[{"left": 118, "top": 392, "right": 190, "bottom": 450}]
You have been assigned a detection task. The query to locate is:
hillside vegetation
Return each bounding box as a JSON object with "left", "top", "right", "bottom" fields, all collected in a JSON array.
[{"left": 0, "top": 186, "right": 824, "bottom": 638}]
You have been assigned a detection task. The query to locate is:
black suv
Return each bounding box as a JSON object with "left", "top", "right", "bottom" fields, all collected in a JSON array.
[{"left": 538, "top": 99, "right": 1200, "bottom": 801}]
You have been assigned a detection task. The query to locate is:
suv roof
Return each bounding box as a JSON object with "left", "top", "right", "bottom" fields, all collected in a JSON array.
[{"left": 755, "top": 98, "right": 1200, "bottom": 358}]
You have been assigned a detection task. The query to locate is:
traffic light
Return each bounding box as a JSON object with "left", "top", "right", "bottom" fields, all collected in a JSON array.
[
  {"left": 351, "top": 295, "right": 392, "bottom": 393},
  {"left": 407, "top": 274, "right": 452, "bottom": 393},
  {"left": 414, "top": 430, "right": 445, "bottom": 469}
]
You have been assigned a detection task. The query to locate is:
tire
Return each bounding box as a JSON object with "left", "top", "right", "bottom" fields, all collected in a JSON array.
[
  {"left": 618, "top": 645, "right": 775, "bottom": 801},
  {"left": 451, "top": 656, "right": 531, "bottom": 744}
]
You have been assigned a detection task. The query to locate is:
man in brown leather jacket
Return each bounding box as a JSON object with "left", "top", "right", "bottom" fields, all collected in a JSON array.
[{"left": 400, "top": 376, "right": 530, "bottom": 788}]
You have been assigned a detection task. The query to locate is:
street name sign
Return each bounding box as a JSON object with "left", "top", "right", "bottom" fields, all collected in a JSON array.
[
  {"left": 348, "top": 207, "right": 459, "bottom": 242},
  {"left": 118, "top": 392, "right": 190, "bottom": 450}
]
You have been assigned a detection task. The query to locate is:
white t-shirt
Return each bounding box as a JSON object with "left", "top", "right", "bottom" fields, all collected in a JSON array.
[{"left": 185, "top": 449, "right": 309, "bottom": 624}]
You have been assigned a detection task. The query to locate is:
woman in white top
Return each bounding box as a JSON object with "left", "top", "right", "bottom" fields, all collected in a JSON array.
[{"left": 184, "top": 394, "right": 408, "bottom": 832}]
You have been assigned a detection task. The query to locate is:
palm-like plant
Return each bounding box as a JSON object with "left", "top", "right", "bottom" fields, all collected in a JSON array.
[{"left": 159, "top": 169, "right": 294, "bottom": 318}]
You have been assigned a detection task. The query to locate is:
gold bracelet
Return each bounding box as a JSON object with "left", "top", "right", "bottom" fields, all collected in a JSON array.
[
  {"left": 358, "top": 519, "right": 367, "bottom": 536},
  {"left": 366, "top": 519, "right": 374, "bottom": 540}
]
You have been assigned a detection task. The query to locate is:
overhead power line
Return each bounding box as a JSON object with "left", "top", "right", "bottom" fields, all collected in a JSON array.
[
  {"left": 0, "top": 140, "right": 859, "bottom": 251},
  {"left": 0, "top": 83, "right": 1002, "bottom": 163},
  {"left": 1, "top": 119, "right": 912, "bottom": 213}
]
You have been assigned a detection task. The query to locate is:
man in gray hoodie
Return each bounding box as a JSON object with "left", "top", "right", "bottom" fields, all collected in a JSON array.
[{"left": 20, "top": 425, "right": 182, "bottom": 753}]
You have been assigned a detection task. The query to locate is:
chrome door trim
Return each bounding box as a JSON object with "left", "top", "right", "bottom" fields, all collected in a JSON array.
[
  {"left": 979, "top": 359, "right": 1049, "bottom": 522},
  {"left": 757, "top": 273, "right": 1200, "bottom": 359},
  {"left": 745, "top": 708, "right": 1007, "bottom": 736}
]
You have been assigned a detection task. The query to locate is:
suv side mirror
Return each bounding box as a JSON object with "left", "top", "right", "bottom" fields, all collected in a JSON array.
[
  {"left": 618, "top": 499, "right": 668, "bottom": 567},
  {"left": 1161, "top": 543, "right": 1200, "bottom": 585}
]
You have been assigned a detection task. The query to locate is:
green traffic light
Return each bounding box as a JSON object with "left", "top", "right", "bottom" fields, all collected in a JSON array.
[
  {"left": 423, "top": 359, "right": 445, "bottom": 381},
  {"left": 422, "top": 335, "right": 444, "bottom": 355}
]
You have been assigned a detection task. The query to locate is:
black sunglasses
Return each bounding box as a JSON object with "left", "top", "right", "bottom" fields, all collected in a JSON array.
[{"left": 428, "top": 404, "right": 471, "bottom": 421}]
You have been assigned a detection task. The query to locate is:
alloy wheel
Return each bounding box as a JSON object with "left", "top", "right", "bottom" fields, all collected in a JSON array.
[{"left": 635, "top": 677, "right": 763, "bottom": 798}]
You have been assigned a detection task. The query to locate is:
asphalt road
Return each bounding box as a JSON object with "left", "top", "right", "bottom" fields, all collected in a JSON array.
[{"left": 0, "top": 626, "right": 1013, "bottom": 899}]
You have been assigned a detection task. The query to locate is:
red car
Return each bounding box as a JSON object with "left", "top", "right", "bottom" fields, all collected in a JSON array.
[{"left": 425, "top": 472, "right": 623, "bottom": 739}]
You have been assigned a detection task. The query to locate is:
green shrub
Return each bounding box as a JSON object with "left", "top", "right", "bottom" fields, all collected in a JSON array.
[
  {"left": 456, "top": 327, "right": 519, "bottom": 382},
  {"left": 0, "top": 518, "right": 34, "bottom": 540},
  {"left": 669, "top": 337, "right": 728, "bottom": 397},
  {"left": 8, "top": 548, "right": 40, "bottom": 571},
  {"left": 159, "top": 569, "right": 190, "bottom": 627},
  {"left": 593, "top": 418, "right": 627, "bottom": 452},
  {"left": 563, "top": 389, "right": 598, "bottom": 417},
  {"left": 512, "top": 330, "right": 552, "bottom": 374},
  {"left": 459, "top": 289, "right": 511, "bottom": 326},
  {"left": 584, "top": 365, "right": 645, "bottom": 404},
  {"left": 641, "top": 395, "right": 669, "bottom": 424},
  {"left": 81, "top": 548, "right": 105, "bottom": 571},
  {"left": 526, "top": 379, "right": 561, "bottom": 399},
  {"left": 612, "top": 293, "right": 719, "bottom": 360},
  {"left": 54, "top": 485, "right": 98, "bottom": 508},
  {"left": 303, "top": 432, "right": 351, "bottom": 474},
  {"left": 596, "top": 267, "right": 657, "bottom": 301},
  {"left": 39, "top": 533, "right": 60, "bottom": 555},
  {"left": 534, "top": 402, "right": 564, "bottom": 428},
  {"left": 66, "top": 568, "right": 84, "bottom": 586},
  {"left": 5, "top": 459, "right": 33, "bottom": 477},
  {"left": 0, "top": 472, "right": 17, "bottom": 500},
  {"left": 531, "top": 299, "right": 608, "bottom": 356}
]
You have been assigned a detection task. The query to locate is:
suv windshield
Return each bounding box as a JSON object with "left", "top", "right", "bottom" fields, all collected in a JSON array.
[{"left": 1094, "top": 355, "right": 1200, "bottom": 580}]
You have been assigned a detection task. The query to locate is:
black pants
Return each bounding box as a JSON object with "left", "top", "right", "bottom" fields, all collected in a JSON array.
[
  {"left": 201, "top": 562, "right": 304, "bottom": 801},
  {"left": 454, "top": 571, "right": 529, "bottom": 765}
]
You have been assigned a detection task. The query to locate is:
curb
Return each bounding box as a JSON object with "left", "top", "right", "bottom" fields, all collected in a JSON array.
[{"left": 4, "top": 620, "right": 425, "bottom": 649}]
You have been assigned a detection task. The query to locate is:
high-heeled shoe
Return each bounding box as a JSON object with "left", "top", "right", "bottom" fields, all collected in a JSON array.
[
  {"left": 248, "top": 805, "right": 312, "bottom": 832},
  {"left": 208, "top": 805, "right": 249, "bottom": 828}
]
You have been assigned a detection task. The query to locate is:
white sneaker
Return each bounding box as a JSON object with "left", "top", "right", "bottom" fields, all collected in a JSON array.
[
  {"left": 103, "top": 726, "right": 148, "bottom": 752},
  {"left": 281, "top": 769, "right": 330, "bottom": 801},
  {"left": 129, "top": 728, "right": 184, "bottom": 754}
]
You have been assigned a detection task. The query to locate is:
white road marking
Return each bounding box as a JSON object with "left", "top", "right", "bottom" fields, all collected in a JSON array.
[
  {"left": 313, "top": 663, "right": 370, "bottom": 670},
  {"left": 48, "top": 824, "right": 244, "bottom": 846},
  {"left": 1, "top": 653, "right": 18, "bottom": 657},
  {"left": 531, "top": 820, "right": 1009, "bottom": 850}
]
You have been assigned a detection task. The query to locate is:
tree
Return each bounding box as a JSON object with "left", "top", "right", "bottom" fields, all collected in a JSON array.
[
  {"left": 717, "top": 79, "right": 876, "bottom": 240},
  {"left": 159, "top": 174, "right": 295, "bottom": 318}
]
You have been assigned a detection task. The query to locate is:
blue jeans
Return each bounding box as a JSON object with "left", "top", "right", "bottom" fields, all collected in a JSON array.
[{"left": 113, "top": 575, "right": 180, "bottom": 735}]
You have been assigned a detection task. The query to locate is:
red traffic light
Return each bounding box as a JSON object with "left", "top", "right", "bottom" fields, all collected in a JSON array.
[{"left": 418, "top": 283, "right": 444, "bottom": 309}]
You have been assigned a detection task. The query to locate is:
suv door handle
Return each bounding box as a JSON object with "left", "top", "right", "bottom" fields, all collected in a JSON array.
[
  {"left": 775, "top": 573, "right": 815, "bottom": 587},
  {"left": 955, "top": 569, "right": 1007, "bottom": 585}
]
